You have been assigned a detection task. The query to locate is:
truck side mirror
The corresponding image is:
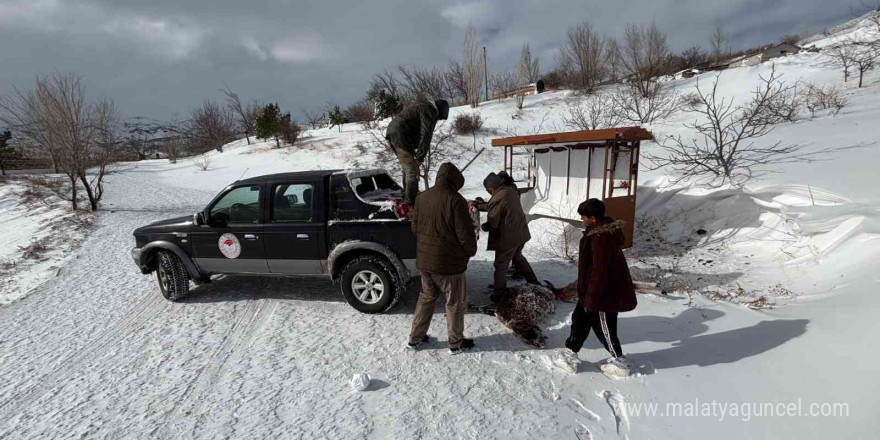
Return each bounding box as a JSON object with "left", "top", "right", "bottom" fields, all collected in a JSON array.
[{"left": 193, "top": 212, "right": 205, "bottom": 226}]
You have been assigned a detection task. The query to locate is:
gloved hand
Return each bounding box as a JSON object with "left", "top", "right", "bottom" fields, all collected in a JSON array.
[{"left": 481, "top": 222, "right": 490, "bottom": 232}]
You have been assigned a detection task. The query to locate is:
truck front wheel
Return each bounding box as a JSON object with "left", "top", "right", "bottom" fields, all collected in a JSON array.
[
  {"left": 156, "top": 250, "right": 190, "bottom": 301},
  {"left": 340, "top": 256, "right": 401, "bottom": 313}
]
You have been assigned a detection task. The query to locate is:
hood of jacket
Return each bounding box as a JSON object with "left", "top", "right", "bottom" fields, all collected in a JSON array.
[
  {"left": 585, "top": 217, "right": 626, "bottom": 245},
  {"left": 434, "top": 162, "right": 464, "bottom": 191}
]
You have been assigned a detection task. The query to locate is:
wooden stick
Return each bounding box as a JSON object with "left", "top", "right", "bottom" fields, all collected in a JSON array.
[{"left": 462, "top": 147, "right": 486, "bottom": 172}]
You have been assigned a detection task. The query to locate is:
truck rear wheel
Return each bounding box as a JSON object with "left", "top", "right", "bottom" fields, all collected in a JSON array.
[
  {"left": 340, "top": 256, "right": 401, "bottom": 313},
  {"left": 156, "top": 250, "right": 189, "bottom": 301}
]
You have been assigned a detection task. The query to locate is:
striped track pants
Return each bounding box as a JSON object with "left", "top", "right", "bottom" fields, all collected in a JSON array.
[{"left": 566, "top": 303, "right": 623, "bottom": 358}]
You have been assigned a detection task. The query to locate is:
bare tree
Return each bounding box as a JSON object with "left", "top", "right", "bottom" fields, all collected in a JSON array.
[
  {"left": 518, "top": 42, "right": 540, "bottom": 84},
  {"left": 0, "top": 73, "right": 120, "bottom": 210},
  {"left": 621, "top": 22, "right": 671, "bottom": 98},
  {"left": 803, "top": 83, "right": 847, "bottom": 117},
  {"left": 463, "top": 24, "right": 484, "bottom": 107},
  {"left": 301, "top": 108, "right": 325, "bottom": 129},
  {"left": 610, "top": 81, "right": 680, "bottom": 124},
  {"left": 121, "top": 117, "right": 162, "bottom": 160},
  {"left": 849, "top": 38, "right": 880, "bottom": 87},
  {"left": 750, "top": 68, "right": 802, "bottom": 124},
  {"left": 558, "top": 22, "right": 606, "bottom": 92},
  {"left": 369, "top": 70, "right": 403, "bottom": 102},
  {"left": 162, "top": 114, "right": 186, "bottom": 163},
  {"left": 489, "top": 70, "right": 518, "bottom": 101},
  {"left": 417, "top": 123, "right": 462, "bottom": 187},
  {"left": 514, "top": 94, "right": 525, "bottom": 110},
  {"left": 710, "top": 19, "right": 726, "bottom": 63},
  {"left": 604, "top": 38, "right": 623, "bottom": 82},
  {"left": 828, "top": 42, "right": 858, "bottom": 82},
  {"left": 680, "top": 46, "right": 708, "bottom": 69},
  {"left": 397, "top": 65, "right": 449, "bottom": 102},
  {"left": 187, "top": 100, "right": 236, "bottom": 153},
  {"left": 84, "top": 98, "right": 120, "bottom": 206},
  {"left": 445, "top": 59, "right": 469, "bottom": 105},
  {"left": 220, "top": 83, "right": 260, "bottom": 145},
  {"left": 563, "top": 91, "right": 623, "bottom": 131},
  {"left": 645, "top": 68, "right": 833, "bottom": 185},
  {"left": 0, "top": 83, "right": 63, "bottom": 173}
]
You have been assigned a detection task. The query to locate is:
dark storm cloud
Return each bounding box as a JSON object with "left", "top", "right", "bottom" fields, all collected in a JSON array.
[{"left": 0, "top": 0, "right": 860, "bottom": 120}]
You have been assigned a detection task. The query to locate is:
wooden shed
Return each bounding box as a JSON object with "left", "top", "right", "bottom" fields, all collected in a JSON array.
[{"left": 491, "top": 126, "right": 653, "bottom": 248}]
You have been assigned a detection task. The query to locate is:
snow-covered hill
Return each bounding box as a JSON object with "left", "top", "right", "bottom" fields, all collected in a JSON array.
[{"left": 1, "top": 12, "right": 879, "bottom": 440}]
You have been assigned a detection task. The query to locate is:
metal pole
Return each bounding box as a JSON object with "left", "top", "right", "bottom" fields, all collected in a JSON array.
[{"left": 483, "top": 47, "right": 489, "bottom": 102}]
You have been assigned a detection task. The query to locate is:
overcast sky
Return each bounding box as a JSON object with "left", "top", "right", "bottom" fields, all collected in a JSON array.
[{"left": 0, "top": 0, "right": 862, "bottom": 121}]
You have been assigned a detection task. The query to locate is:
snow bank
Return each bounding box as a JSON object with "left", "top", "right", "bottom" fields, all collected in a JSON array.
[{"left": 0, "top": 177, "right": 93, "bottom": 304}]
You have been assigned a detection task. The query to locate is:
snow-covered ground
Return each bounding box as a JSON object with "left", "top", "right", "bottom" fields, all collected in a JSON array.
[
  {"left": 0, "top": 176, "right": 93, "bottom": 304},
  {"left": 1, "top": 13, "right": 879, "bottom": 440}
]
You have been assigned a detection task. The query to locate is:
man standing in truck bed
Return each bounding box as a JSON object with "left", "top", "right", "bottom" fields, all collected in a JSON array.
[{"left": 385, "top": 99, "right": 450, "bottom": 207}]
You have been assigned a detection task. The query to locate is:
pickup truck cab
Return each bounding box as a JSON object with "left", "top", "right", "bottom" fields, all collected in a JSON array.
[{"left": 131, "top": 169, "right": 416, "bottom": 313}]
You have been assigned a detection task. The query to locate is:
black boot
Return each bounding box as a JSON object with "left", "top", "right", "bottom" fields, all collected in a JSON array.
[
  {"left": 407, "top": 334, "right": 430, "bottom": 350},
  {"left": 449, "top": 338, "right": 475, "bottom": 355}
]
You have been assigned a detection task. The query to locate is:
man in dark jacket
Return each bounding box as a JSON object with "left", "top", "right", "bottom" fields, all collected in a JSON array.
[
  {"left": 385, "top": 99, "right": 450, "bottom": 206},
  {"left": 408, "top": 162, "right": 477, "bottom": 354},
  {"left": 481, "top": 173, "right": 539, "bottom": 303},
  {"left": 565, "top": 199, "right": 637, "bottom": 375}
]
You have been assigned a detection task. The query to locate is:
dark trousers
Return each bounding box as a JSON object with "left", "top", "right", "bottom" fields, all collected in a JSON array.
[
  {"left": 566, "top": 303, "right": 623, "bottom": 358},
  {"left": 493, "top": 244, "right": 539, "bottom": 295}
]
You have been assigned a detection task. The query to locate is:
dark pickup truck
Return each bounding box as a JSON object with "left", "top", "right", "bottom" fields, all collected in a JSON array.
[{"left": 131, "top": 169, "right": 417, "bottom": 313}]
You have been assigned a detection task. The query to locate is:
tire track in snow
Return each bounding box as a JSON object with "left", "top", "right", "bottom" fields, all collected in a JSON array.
[
  {"left": 0, "top": 292, "right": 168, "bottom": 427},
  {"left": 155, "top": 298, "right": 275, "bottom": 439}
]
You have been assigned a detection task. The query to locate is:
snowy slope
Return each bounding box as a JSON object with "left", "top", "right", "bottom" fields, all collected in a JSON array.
[
  {"left": 0, "top": 177, "right": 93, "bottom": 304},
  {"left": 1, "top": 13, "right": 879, "bottom": 440}
]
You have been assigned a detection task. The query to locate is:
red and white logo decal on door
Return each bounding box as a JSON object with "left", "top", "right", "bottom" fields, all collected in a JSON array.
[{"left": 218, "top": 233, "right": 241, "bottom": 259}]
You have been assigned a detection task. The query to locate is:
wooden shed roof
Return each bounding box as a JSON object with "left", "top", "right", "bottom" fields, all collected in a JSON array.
[{"left": 491, "top": 126, "right": 653, "bottom": 147}]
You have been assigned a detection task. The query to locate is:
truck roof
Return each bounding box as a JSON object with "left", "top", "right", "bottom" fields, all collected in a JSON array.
[{"left": 237, "top": 169, "right": 345, "bottom": 184}]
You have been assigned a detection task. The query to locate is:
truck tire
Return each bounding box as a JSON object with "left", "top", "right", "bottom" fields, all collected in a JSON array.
[
  {"left": 340, "top": 255, "right": 401, "bottom": 313},
  {"left": 156, "top": 250, "right": 189, "bottom": 301}
]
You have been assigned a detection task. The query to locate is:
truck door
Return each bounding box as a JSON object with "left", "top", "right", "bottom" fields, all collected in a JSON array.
[
  {"left": 191, "top": 183, "right": 269, "bottom": 274},
  {"left": 262, "top": 180, "right": 326, "bottom": 274}
]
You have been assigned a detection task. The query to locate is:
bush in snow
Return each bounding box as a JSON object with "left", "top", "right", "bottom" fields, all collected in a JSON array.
[
  {"left": 540, "top": 68, "right": 567, "bottom": 90},
  {"left": 344, "top": 100, "right": 374, "bottom": 124},
  {"left": 453, "top": 113, "right": 483, "bottom": 136},
  {"left": 193, "top": 154, "right": 212, "bottom": 171},
  {"left": 804, "top": 83, "right": 847, "bottom": 117}
]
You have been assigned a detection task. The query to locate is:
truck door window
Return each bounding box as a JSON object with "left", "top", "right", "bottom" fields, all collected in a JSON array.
[
  {"left": 272, "top": 183, "right": 315, "bottom": 223},
  {"left": 210, "top": 185, "right": 262, "bottom": 224}
]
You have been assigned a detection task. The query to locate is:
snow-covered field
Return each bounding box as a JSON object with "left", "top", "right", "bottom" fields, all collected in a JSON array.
[{"left": 1, "top": 15, "right": 880, "bottom": 440}]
